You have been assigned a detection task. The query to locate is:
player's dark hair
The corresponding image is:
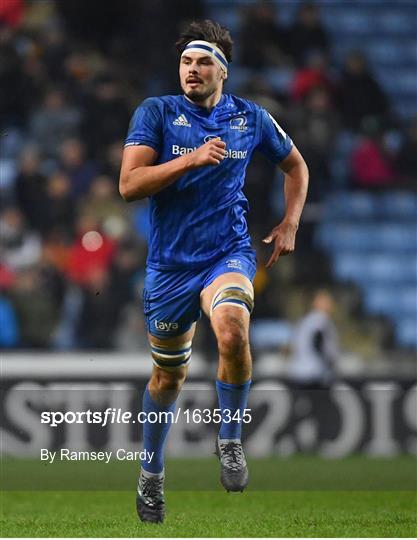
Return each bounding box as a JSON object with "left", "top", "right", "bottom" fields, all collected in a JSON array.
[{"left": 175, "top": 19, "right": 233, "bottom": 62}]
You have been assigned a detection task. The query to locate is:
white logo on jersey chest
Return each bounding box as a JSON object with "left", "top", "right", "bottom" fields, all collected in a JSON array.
[
  {"left": 230, "top": 115, "right": 248, "bottom": 131},
  {"left": 173, "top": 114, "right": 191, "bottom": 127}
]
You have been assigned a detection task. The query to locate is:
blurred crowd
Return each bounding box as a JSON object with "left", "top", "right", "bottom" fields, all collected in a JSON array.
[{"left": 0, "top": 0, "right": 415, "bottom": 352}]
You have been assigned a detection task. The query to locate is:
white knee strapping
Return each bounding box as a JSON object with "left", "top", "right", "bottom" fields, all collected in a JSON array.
[
  {"left": 210, "top": 282, "right": 254, "bottom": 317},
  {"left": 150, "top": 340, "right": 192, "bottom": 370}
]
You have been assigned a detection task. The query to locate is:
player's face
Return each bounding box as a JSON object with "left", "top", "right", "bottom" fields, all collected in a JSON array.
[{"left": 179, "top": 52, "right": 225, "bottom": 102}]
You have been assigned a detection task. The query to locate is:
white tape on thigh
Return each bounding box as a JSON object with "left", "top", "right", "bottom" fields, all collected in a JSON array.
[
  {"left": 210, "top": 282, "right": 254, "bottom": 317},
  {"left": 150, "top": 340, "right": 192, "bottom": 370}
]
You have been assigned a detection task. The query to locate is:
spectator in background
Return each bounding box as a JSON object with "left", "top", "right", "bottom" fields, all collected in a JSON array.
[
  {"left": 101, "top": 140, "right": 124, "bottom": 180},
  {"left": 351, "top": 118, "right": 397, "bottom": 189},
  {"left": 0, "top": 0, "right": 24, "bottom": 28},
  {"left": 62, "top": 50, "right": 99, "bottom": 101},
  {"left": 38, "top": 251, "right": 68, "bottom": 316},
  {"left": 81, "top": 74, "right": 130, "bottom": 159},
  {"left": 239, "top": 1, "right": 291, "bottom": 69},
  {"left": 42, "top": 227, "right": 72, "bottom": 275},
  {"left": 244, "top": 152, "right": 278, "bottom": 238},
  {"left": 0, "top": 207, "right": 42, "bottom": 271},
  {"left": 285, "top": 85, "right": 339, "bottom": 202},
  {"left": 65, "top": 215, "right": 116, "bottom": 286},
  {"left": 19, "top": 45, "right": 49, "bottom": 122},
  {"left": 29, "top": 88, "right": 81, "bottom": 159},
  {"left": 290, "top": 51, "right": 333, "bottom": 102},
  {"left": 77, "top": 175, "right": 127, "bottom": 231},
  {"left": 109, "top": 236, "right": 145, "bottom": 306},
  {"left": 287, "top": 289, "right": 339, "bottom": 454},
  {"left": 0, "top": 24, "right": 33, "bottom": 127},
  {"left": 14, "top": 145, "right": 47, "bottom": 231},
  {"left": 76, "top": 267, "right": 124, "bottom": 349},
  {"left": 41, "top": 25, "right": 69, "bottom": 81},
  {"left": 241, "top": 75, "right": 284, "bottom": 116},
  {"left": 287, "top": 2, "right": 329, "bottom": 66},
  {"left": 397, "top": 116, "right": 417, "bottom": 189},
  {"left": 58, "top": 138, "right": 98, "bottom": 198},
  {"left": 41, "top": 171, "right": 76, "bottom": 237},
  {"left": 9, "top": 266, "right": 57, "bottom": 348},
  {"left": 337, "top": 50, "right": 389, "bottom": 131},
  {"left": 127, "top": 0, "right": 206, "bottom": 92},
  {"left": 55, "top": 0, "right": 141, "bottom": 55},
  {"left": 241, "top": 77, "right": 285, "bottom": 236},
  {"left": 288, "top": 289, "right": 339, "bottom": 387}
]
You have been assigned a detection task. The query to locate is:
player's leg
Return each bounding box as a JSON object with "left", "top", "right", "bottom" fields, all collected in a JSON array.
[
  {"left": 142, "top": 326, "right": 195, "bottom": 473},
  {"left": 201, "top": 271, "right": 254, "bottom": 492},
  {"left": 201, "top": 272, "right": 253, "bottom": 428},
  {"left": 137, "top": 325, "right": 195, "bottom": 523},
  {"left": 137, "top": 266, "right": 201, "bottom": 522}
]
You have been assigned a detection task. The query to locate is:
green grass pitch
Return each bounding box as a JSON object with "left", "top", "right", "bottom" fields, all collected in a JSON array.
[{"left": 1, "top": 457, "right": 416, "bottom": 537}]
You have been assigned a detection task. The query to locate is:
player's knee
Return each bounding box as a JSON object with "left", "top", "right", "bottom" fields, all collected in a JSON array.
[
  {"left": 149, "top": 367, "right": 186, "bottom": 405},
  {"left": 153, "top": 367, "right": 186, "bottom": 393},
  {"left": 216, "top": 317, "right": 248, "bottom": 359}
]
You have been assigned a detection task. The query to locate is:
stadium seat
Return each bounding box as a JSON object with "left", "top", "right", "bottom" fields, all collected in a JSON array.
[
  {"left": 375, "top": 225, "right": 417, "bottom": 251},
  {"left": 367, "top": 42, "right": 412, "bottom": 66},
  {"left": 364, "top": 286, "right": 417, "bottom": 318},
  {"left": 326, "top": 10, "right": 374, "bottom": 34},
  {"left": 0, "top": 159, "right": 17, "bottom": 192},
  {"left": 396, "top": 100, "right": 417, "bottom": 119},
  {"left": 332, "top": 253, "right": 417, "bottom": 284},
  {"left": 368, "top": 254, "right": 417, "bottom": 283},
  {"left": 316, "top": 223, "right": 417, "bottom": 252},
  {"left": 206, "top": 6, "right": 241, "bottom": 33},
  {"left": 250, "top": 319, "right": 292, "bottom": 350},
  {"left": 376, "top": 69, "right": 417, "bottom": 96},
  {"left": 323, "top": 192, "right": 375, "bottom": 221},
  {"left": 372, "top": 40, "right": 416, "bottom": 65},
  {"left": 264, "top": 68, "right": 294, "bottom": 94},
  {"left": 227, "top": 66, "right": 253, "bottom": 93},
  {"left": 395, "top": 317, "right": 417, "bottom": 349},
  {"left": 377, "top": 192, "right": 417, "bottom": 221},
  {"left": 377, "top": 11, "right": 417, "bottom": 33}
]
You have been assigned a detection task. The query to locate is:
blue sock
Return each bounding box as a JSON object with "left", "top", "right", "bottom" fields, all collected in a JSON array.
[
  {"left": 216, "top": 379, "right": 251, "bottom": 440},
  {"left": 141, "top": 385, "right": 175, "bottom": 474}
]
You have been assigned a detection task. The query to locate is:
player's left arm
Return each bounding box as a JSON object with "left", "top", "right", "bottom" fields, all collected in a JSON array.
[{"left": 262, "top": 145, "right": 309, "bottom": 268}]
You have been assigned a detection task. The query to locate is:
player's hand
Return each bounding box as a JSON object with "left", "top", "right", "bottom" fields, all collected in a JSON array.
[
  {"left": 262, "top": 221, "right": 298, "bottom": 269},
  {"left": 191, "top": 137, "right": 226, "bottom": 167}
]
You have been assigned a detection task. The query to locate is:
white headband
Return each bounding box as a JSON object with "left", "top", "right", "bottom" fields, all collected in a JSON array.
[{"left": 182, "top": 40, "right": 228, "bottom": 74}]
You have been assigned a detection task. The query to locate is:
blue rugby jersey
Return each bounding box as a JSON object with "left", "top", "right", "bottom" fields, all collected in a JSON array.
[{"left": 125, "top": 94, "right": 293, "bottom": 269}]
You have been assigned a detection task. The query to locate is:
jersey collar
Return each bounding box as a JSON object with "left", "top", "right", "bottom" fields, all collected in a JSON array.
[{"left": 181, "top": 94, "right": 227, "bottom": 116}]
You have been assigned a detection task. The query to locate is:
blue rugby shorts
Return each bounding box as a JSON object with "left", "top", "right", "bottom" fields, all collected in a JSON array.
[{"left": 142, "top": 250, "right": 257, "bottom": 338}]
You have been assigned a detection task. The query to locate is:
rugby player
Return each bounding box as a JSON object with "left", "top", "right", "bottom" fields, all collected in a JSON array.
[{"left": 119, "top": 19, "right": 309, "bottom": 523}]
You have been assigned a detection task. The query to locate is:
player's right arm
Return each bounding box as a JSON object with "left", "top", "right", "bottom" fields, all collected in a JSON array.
[{"left": 119, "top": 138, "right": 226, "bottom": 202}]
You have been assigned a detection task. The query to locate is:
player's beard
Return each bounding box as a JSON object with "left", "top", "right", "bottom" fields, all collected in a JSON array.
[{"left": 185, "top": 84, "right": 216, "bottom": 103}]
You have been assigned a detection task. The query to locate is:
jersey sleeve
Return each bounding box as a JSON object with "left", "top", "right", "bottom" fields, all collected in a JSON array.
[
  {"left": 256, "top": 107, "right": 293, "bottom": 163},
  {"left": 124, "top": 98, "right": 162, "bottom": 153}
]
